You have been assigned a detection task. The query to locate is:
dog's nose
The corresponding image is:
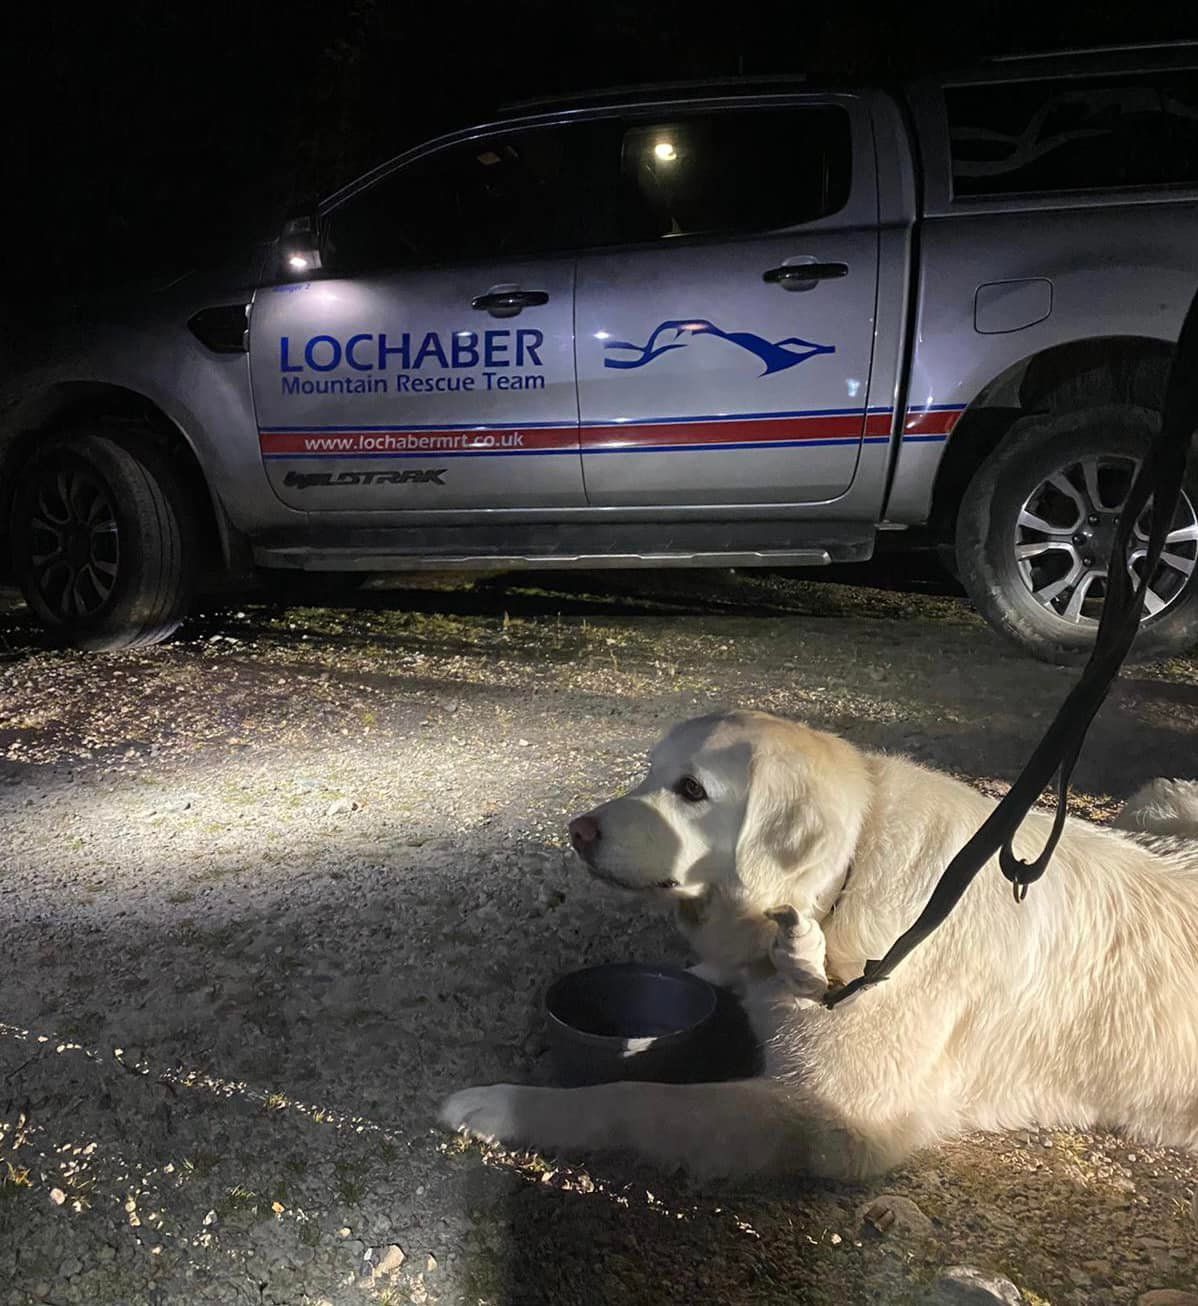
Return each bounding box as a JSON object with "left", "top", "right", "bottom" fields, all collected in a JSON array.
[{"left": 569, "top": 814, "right": 600, "bottom": 851}]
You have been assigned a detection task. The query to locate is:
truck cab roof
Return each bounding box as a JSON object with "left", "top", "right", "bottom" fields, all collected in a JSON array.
[{"left": 499, "top": 41, "right": 1198, "bottom": 116}]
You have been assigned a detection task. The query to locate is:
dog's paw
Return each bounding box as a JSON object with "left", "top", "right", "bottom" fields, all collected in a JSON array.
[
  {"left": 687, "top": 961, "right": 746, "bottom": 994},
  {"left": 439, "top": 1084, "right": 524, "bottom": 1145},
  {"left": 765, "top": 905, "right": 828, "bottom": 1002},
  {"left": 687, "top": 961, "right": 724, "bottom": 985}
]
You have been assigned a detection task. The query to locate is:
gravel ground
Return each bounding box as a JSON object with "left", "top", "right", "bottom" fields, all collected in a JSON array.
[{"left": 0, "top": 567, "right": 1196, "bottom": 1306}]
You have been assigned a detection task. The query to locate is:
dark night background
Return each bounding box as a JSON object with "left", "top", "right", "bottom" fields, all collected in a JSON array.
[{"left": 6, "top": 1, "right": 1198, "bottom": 303}]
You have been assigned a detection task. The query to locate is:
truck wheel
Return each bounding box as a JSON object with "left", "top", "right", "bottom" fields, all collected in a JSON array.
[
  {"left": 956, "top": 405, "right": 1198, "bottom": 665},
  {"left": 10, "top": 428, "right": 194, "bottom": 651}
]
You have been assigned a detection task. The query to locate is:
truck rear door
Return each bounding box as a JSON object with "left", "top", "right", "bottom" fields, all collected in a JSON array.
[{"left": 574, "top": 99, "right": 882, "bottom": 506}]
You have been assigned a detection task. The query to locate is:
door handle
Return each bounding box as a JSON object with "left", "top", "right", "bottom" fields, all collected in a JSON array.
[
  {"left": 472, "top": 288, "right": 550, "bottom": 316},
  {"left": 763, "top": 262, "right": 848, "bottom": 287}
]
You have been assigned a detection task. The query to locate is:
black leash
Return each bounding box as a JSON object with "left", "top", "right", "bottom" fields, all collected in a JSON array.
[{"left": 825, "top": 287, "right": 1198, "bottom": 1009}]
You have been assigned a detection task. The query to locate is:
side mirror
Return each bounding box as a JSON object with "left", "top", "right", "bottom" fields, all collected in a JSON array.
[{"left": 279, "top": 210, "right": 323, "bottom": 276}]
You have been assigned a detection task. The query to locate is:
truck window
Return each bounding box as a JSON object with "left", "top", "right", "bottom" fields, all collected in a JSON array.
[
  {"left": 322, "top": 121, "right": 629, "bottom": 272},
  {"left": 947, "top": 72, "right": 1198, "bottom": 199},
  {"left": 322, "top": 105, "right": 851, "bottom": 273},
  {"left": 617, "top": 105, "right": 851, "bottom": 239}
]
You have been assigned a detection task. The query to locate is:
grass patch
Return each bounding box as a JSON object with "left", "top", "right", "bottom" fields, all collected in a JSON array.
[
  {"left": 182, "top": 1150, "right": 222, "bottom": 1180},
  {"left": 334, "top": 1159, "right": 367, "bottom": 1207},
  {"left": 215, "top": 1182, "right": 273, "bottom": 1226},
  {"left": 2, "top": 1162, "right": 32, "bottom": 1194}
]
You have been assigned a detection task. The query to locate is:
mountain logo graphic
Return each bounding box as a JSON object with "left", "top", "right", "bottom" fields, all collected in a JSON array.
[{"left": 603, "top": 319, "right": 835, "bottom": 376}]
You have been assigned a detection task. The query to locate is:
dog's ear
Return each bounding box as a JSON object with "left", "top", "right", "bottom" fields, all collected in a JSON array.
[
  {"left": 734, "top": 748, "right": 818, "bottom": 901},
  {"left": 734, "top": 735, "right": 865, "bottom": 913}
]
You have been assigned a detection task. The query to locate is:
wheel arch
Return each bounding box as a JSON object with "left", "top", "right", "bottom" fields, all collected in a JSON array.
[
  {"left": 926, "top": 334, "right": 1176, "bottom": 540},
  {"left": 0, "top": 382, "right": 240, "bottom": 582}
]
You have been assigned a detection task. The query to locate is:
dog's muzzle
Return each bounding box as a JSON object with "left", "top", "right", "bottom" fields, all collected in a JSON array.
[
  {"left": 569, "top": 813, "right": 600, "bottom": 863},
  {"left": 568, "top": 812, "right": 678, "bottom": 890}
]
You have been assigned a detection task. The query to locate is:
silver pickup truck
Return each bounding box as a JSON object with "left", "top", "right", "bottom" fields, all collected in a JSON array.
[{"left": 4, "top": 44, "right": 1198, "bottom": 662}]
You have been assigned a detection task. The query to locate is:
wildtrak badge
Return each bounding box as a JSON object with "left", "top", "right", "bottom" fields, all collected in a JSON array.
[{"left": 282, "top": 468, "right": 448, "bottom": 489}]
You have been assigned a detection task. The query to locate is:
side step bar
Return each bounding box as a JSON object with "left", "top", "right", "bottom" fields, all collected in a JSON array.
[
  {"left": 256, "top": 547, "right": 836, "bottom": 572},
  {"left": 253, "top": 521, "right": 876, "bottom": 572}
]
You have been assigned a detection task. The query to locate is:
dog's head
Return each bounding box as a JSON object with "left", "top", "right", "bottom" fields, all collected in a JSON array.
[{"left": 568, "top": 710, "right": 870, "bottom": 917}]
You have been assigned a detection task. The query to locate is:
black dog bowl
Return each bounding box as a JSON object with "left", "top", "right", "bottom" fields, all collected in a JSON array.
[{"left": 545, "top": 962, "right": 758, "bottom": 1086}]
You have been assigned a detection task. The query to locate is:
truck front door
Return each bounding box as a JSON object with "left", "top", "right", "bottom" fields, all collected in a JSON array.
[{"left": 250, "top": 126, "right": 587, "bottom": 512}]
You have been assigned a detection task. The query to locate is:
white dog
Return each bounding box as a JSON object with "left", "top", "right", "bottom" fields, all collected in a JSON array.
[{"left": 440, "top": 711, "right": 1198, "bottom": 1179}]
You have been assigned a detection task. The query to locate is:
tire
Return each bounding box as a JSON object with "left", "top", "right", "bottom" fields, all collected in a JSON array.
[
  {"left": 10, "top": 426, "right": 195, "bottom": 651},
  {"left": 955, "top": 405, "right": 1198, "bottom": 665}
]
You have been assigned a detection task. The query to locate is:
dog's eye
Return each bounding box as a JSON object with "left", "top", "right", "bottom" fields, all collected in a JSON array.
[{"left": 676, "top": 776, "right": 707, "bottom": 803}]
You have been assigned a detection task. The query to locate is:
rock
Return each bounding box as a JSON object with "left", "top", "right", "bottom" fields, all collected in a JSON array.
[
  {"left": 48, "top": 1188, "right": 66, "bottom": 1206},
  {"left": 1138, "top": 1294, "right": 1198, "bottom": 1306},
  {"left": 926, "top": 1266, "right": 1023, "bottom": 1305},
  {"left": 336, "top": 1227, "right": 351, "bottom": 1239},
  {"left": 327, "top": 798, "right": 358, "bottom": 816},
  {"left": 58, "top": 1258, "right": 82, "bottom": 1278},
  {"left": 858, "top": 1193, "right": 935, "bottom": 1239},
  {"left": 374, "top": 1244, "right": 406, "bottom": 1278},
  {"left": 97, "top": 1247, "right": 115, "bottom": 1264}
]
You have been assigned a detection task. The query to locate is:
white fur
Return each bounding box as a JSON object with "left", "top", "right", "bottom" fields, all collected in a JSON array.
[
  {"left": 440, "top": 711, "right": 1198, "bottom": 1180},
  {"left": 1115, "top": 777, "right": 1198, "bottom": 835}
]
